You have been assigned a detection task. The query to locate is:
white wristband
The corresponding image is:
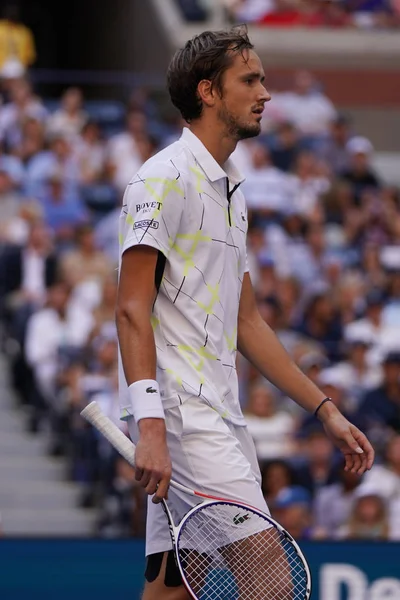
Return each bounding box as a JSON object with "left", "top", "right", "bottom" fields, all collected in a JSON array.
[{"left": 128, "top": 379, "right": 165, "bottom": 423}]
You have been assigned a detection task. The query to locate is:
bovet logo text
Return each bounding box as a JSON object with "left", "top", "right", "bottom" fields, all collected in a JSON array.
[{"left": 136, "top": 201, "right": 162, "bottom": 212}]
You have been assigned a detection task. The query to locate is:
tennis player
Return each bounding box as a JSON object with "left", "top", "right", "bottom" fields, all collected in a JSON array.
[{"left": 116, "top": 25, "right": 375, "bottom": 600}]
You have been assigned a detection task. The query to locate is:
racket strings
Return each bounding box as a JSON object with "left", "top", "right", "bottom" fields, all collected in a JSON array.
[{"left": 177, "top": 503, "right": 308, "bottom": 599}]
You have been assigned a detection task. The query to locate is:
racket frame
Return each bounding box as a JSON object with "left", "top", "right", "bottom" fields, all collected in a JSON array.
[{"left": 80, "top": 400, "right": 312, "bottom": 599}]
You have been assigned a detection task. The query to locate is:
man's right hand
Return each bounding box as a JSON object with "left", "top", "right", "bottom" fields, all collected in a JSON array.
[{"left": 135, "top": 418, "right": 172, "bottom": 504}]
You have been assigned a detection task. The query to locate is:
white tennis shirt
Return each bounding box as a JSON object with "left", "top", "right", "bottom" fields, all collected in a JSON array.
[{"left": 118, "top": 127, "right": 249, "bottom": 425}]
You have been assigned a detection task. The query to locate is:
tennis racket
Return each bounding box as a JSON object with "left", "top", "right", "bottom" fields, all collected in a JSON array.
[{"left": 81, "top": 400, "right": 312, "bottom": 600}]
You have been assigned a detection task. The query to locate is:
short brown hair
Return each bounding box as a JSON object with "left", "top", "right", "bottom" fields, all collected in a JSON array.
[{"left": 167, "top": 25, "right": 253, "bottom": 123}]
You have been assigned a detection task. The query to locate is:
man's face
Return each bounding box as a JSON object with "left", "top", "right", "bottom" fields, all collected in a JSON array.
[{"left": 214, "top": 49, "right": 270, "bottom": 141}]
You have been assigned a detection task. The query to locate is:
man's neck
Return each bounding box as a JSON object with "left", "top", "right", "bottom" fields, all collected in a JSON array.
[{"left": 189, "top": 122, "right": 237, "bottom": 167}]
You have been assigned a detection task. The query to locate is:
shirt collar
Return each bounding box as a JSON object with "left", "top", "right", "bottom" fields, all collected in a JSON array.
[{"left": 180, "top": 127, "right": 245, "bottom": 186}]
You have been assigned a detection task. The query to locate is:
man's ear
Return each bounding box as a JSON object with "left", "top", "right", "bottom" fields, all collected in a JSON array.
[{"left": 197, "top": 79, "right": 216, "bottom": 109}]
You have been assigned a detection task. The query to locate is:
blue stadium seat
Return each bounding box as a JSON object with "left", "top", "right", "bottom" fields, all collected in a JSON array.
[
  {"left": 84, "top": 100, "right": 126, "bottom": 137},
  {"left": 42, "top": 98, "right": 126, "bottom": 137},
  {"left": 175, "top": 0, "right": 208, "bottom": 21}
]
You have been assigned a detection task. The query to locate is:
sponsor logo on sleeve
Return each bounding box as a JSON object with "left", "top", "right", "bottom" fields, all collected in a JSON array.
[{"left": 134, "top": 220, "right": 159, "bottom": 230}]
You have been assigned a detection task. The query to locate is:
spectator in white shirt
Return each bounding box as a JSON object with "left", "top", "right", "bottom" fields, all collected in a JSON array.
[
  {"left": 0, "top": 76, "right": 48, "bottom": 151},
  {"left": 243, "top": 379, "right": 296, "bottom": 461},
  {"left": 74, "top": 119, "right": 108, "bottom": 185},
  {"left": 46, "top": 87, "right": 88, "bottom": 143},
  {"left": 269, "top": 70, "right": 337, "bottom": 139},
  {"left": 225, "top": 0, "right": 275, "bottom": 22},
  {"left": 290, "top": 150, "right": 331, "bottom": 219},
  {"left": 313, "top": 466, "right": 363, "bottom": 538},
  {"left": 241, "top": 142, "right": 294, "bottom": 226},
  {"left": 345, "top": 287, "right": 400, "bottom": 368},
  {"left": 25, "top": 279, "right": 94, "bottom": 403},
  {"left": 105, "top": 107, "right": 152, "bottom": 193}
]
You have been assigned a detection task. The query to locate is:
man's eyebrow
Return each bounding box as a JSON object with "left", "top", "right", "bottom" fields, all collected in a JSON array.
[{"left": 241, "top": 71, "right": 265, "bottom": 82}]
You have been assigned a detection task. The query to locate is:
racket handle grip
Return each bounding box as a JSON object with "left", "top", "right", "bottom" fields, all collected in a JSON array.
[
  {"left": 80, "top": 401, "right": 137, "bottom": 466},
  {"left": 80, "top": 401, "right": 194, "bottom": 498}
]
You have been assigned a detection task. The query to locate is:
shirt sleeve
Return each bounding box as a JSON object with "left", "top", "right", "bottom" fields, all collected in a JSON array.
[{"left": 119, "top": 162, "right": 185, "bottom": 259}]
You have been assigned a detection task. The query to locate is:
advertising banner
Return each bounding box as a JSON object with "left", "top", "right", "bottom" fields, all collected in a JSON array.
[{"left": 0, "top": 539, "right": 399, "bottom": 599}]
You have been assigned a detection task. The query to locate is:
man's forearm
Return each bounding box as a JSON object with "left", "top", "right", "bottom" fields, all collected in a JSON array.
[
  {"left": 116, "top": 309, "right": 167, "bottom": 431},
  {"left": 238, "top": 314, "right": 328, "bottom": 414},
  {"left": 116, "top": 308, "right": 157, "bottom": 386}
]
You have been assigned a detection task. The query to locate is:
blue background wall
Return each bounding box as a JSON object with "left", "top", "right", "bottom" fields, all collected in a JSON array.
[{"left": 0, "top": 540, "right": 399, "bottom": 600}]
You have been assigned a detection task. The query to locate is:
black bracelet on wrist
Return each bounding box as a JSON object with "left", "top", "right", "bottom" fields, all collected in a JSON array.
[{"left": 314, "top": 397, "right": 332, "bottom": 417}]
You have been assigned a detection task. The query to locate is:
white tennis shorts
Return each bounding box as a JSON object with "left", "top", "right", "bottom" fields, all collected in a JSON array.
[{"left": 127, "top": 397, "right": 270, "bottom": 557}]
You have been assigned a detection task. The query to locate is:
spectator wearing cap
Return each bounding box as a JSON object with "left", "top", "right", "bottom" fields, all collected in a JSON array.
[
  {"left": 339, "top": 136, "right": 381, "bottom": 206},
  {"left": 298, "top": 350, "right": 330, "bottom": 386},
  {"left": 355, "top": 350, "right": 400, "bottom": 447},
  {"left": 334, "top": 328, "right": 382, "bottom": 411},
  {"left": 345, "top": 287, "right": 400, "bottom": 368},
  {"left": 272, "top": 485, "right": 315, "bottom": 540}
]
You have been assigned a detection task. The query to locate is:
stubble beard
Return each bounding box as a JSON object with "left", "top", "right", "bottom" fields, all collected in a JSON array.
[{"left": 217, "top": 103, "right": 261, "bottom": 141}]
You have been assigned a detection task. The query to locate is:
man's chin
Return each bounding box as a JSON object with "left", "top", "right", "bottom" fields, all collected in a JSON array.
[{"left": 237, "top": 123, "right": 261, "bottom": 140}]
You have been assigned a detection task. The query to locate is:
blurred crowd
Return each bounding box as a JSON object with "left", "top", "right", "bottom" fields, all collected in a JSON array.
[
  {"left": 223, "top": 0, "right": 400, "bottom": 27},
  {"left": 180, "top": 0, "right": 400, "bottom": 28},
  {"left": 176, "top": 0, "right": 400, "bottom": 27},
  {"left": 0, "top": 61, "right": 400, "bottom": 542}
]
